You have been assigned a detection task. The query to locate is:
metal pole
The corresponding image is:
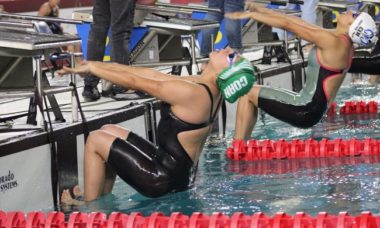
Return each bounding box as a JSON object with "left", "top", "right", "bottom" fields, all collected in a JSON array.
[
  {"left": 144, "top": 104, "right": 153, "bottom": 142},
  {"left": 70, "top": 53, "right": 78, "bottom": 123},
  {"left": 34, "top": 55, "right": 44, "bottom": 126},
  {"left": 149, "top": 102, "right": 157, "bottom": 145},
  {"left": 190, "top": 33, "right": 199, "bottom": 74},
  {"left": 0, "top": 12, "right": 82, "bottom": 24},
  {"left": 284, "top": 31, "right": 289, "bottom": 53}
]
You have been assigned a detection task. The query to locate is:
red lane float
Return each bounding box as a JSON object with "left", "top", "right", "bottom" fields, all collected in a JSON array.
[
  {"left": 107, "top": 212, "right": 128, "bottom": 228},
  {"left": 26, "top": 212, "right": 45, "bottom": 228},
  {"left": 1, "top": 211, "right": 380, "bottom": 228},
  {"left": 328, "top": 101, "right": 378, "bottom": 115},
  {"left": 87, "top": 212, "right": 107, "bottom": 228},
  {"left": 227, "top": 155, "right": 380, "bottom": 175},
  {"left": 226, "top": 138, "right": 380, "bottom": 161}
]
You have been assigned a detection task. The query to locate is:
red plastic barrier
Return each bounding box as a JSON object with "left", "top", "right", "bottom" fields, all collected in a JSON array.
[
  {"left": 227, "top": 139, "right": 247, "bottom": 160},
  {"left": 246, "top": 140, "right": 259, "bottom": 160},
  {"left": 329, "top": 101, "right": 379, "bottom": 115},
  {"left": 107, "top": 212, "right": 128, "bottom": 228},
  {"left": 209, "top": 212, "right": 229, "bottom": 228},
  {"left": 6, "top": 211, "right": 25, "bottom": 228},
  {"left": 147, "top": 212, "right": 167, "bottom": 228},
  {"left": 67, "top": 212, "right": 88, "bottom": 228},
  {"left": 357, "top": 211, "right": 380, "bottom": 227},
  {"left": 0, "top": 211, "right": 7, "bottom": 227},
  {"left": 336, "top": 212, "right": 352, "bottom": 228},
  {"left": 230, "top": 212, "right": 251, "bottom": 228},
  {"left": 189, "top": 212, "right": 209, "bottom": 228},
  {"left": 304, "top": 139, "right": 319, "bottom": 158},
  {"left": 273, "top": 139, "right": 288, "bottom": 159},
  {"left": 168, "top": 212, "right": 188, "bottom": 228},
  {"left": 230, "top": 155, "right": 380, "bottom": 176},
  {"left": 368, "top": 101, "right": 378, "bottom": 113},
  {"left": 328, "top": 102, "right": 337, "bottom": 115},
  {"left": 316, "top": 212, "right": 337, "bottom": 228},
  {"left": 126, "top": 212, "right": 146, "bottom": 228},
  {"left": 26, "top": 212, "right": 45, "bottom": 228},
  {"left": 273, "top": 212, "right": 293, "bottom": 228},
  {"left": 294, "top": 212, "right": 315, "bottom": 228},
  {"left": 251, "top": 212, "right": 272, "bottom": 227},
  {"left": 0, "top": 211, "right": 380, "bottom": 228},
  {"left": 87, "top": 212, "right": 107, "bottom": 228},
  {"left": 45, "top": 212, "right": 65, "bottom": 227},
  {"left": 227, "top": 138, "right": 380, "bottom": 161}
]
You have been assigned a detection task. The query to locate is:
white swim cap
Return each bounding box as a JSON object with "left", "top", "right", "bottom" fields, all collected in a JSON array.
[{"left": 348, "top": 12, "right": 378, "bottom": 47}]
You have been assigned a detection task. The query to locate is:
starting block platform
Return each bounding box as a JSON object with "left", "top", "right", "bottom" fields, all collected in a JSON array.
[{"left": 73, "top": 7, "right": 219, "bottom": 74}]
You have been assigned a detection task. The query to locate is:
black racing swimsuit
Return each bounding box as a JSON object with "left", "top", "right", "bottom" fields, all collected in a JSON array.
[
  {"left": 258, "top": 41, "right": 352, "bottom": 128},
  {"left": 107, "top": 83, "right": 221, "bottom": 197},
  {"left": 46, "top": 6, "right": 63, "bottom": 34}
]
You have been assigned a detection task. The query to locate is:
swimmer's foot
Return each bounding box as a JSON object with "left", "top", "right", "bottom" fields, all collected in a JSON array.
[
  {"left": 60, "top": 189, "right": 85, "bottom": 206},
  {"left": 72, "top": 185, "right": 83, "bottom": 198}
]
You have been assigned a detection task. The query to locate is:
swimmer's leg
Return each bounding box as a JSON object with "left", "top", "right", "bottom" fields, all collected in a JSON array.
[
  {"left": 103, "top": 163, "right": 116, "bottom": 196},
  {"left": 234, "top": 85, "right": 260, "bottom": 140},
  {"left": 100, "top": 124, "right": 129, "bottom": 139},
  {"left": 83, "top": 129, "right": 129, "bottom": 202},
  {"left": 98, "top": 125, "right": 130, "bottom": 195}
]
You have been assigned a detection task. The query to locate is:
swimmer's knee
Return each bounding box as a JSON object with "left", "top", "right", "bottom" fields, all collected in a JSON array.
[
  {"left": 87, "top": 130, "right": 102, "bottom": 142},
  {"left": 100, "top": 124, "right": 117, "bottom": 131},
  {"left": 245, "top": 86, "right": 260, "bottom": 106},
  {"left": 86, "top": 129, "right": 113, "bottom": 145},
  {"left": 239, "top": 94, "right": 258, "bottom": 108},
  {"left": 100, "top": 124, "right": 131, "bottom": 137}
]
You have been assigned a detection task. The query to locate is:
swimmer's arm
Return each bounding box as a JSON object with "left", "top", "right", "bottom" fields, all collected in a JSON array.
[
  {"left": 88, "top": 62, "right": 201, "bottom": 81},
  {"left": 58, "top": 62, "right": 200, "bottom": 103},
  {"left": 69, "top": 61, "right": 160, "bottom": 90},
  {"left": 90, "top": 62, "right": 202, "bottom": 105},
  {"left": 37, "top": 3, "right": 50, "bottom": 16},
  {"left": 96, "top": 62, "right": 176, "bottom": 81},
  {"left": 226, "top": 10, "right": 336, "bottom": 49},
  {"left": 246, "top": 2, "right": 320, "bottom": 30},
  {"left": 57, "top": 61, "right": 201, "bottom": 83},
  {"left": 147, "top": 80, "right": 203, "bottom": 106}
]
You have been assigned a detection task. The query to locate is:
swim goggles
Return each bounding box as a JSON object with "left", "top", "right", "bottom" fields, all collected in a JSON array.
[{"left": 227, "top": 52, "right": 238, "bottom": 66}]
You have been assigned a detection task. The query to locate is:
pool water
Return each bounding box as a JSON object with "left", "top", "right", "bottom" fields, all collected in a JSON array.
[{"left": 62, "top": 83, "right": 380, "bottom": 216}]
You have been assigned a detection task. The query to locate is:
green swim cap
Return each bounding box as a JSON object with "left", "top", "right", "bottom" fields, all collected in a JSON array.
[{"left": 216, "top": 57, "right": 256, "bottom": 103}]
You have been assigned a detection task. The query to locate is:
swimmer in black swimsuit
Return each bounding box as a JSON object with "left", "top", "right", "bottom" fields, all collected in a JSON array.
[
  {"left": 226, "top": 3, "right": 377, "bottom": 140},
  {"left": 38, "top": 0, "right": 63, "bottom": 34},
  {"left": 57, "top": 48, "right": 256, "bottom": 205}
]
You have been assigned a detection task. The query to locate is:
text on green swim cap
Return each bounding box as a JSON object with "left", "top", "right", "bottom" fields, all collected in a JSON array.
[
  {"left": 223, "top": 75, "right": 249, "bottom": 99},
  {"left": 218, "top": 59, "right": 253, "bottom": 80},
  {"left": 216, "top": 57, "right": 256, "bottom": 103}
]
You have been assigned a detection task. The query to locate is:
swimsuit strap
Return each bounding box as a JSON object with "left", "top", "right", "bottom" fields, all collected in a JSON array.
[
  {"left": 339, "top": 34, "right": 351, "bottom": 44},
  {"left": 211, "top": 95, "right": 223, "bottom": 122},
  {"left": 197, "top": 83, "right": 214, "bottom": 122},
  {"left": 197, "top": 83, "right": 222, "bottom": 123}
]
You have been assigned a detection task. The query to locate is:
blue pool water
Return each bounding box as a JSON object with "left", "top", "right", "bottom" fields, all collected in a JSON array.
[{"left": 62, "top": 83, "right": 380, "bottom": 216}]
